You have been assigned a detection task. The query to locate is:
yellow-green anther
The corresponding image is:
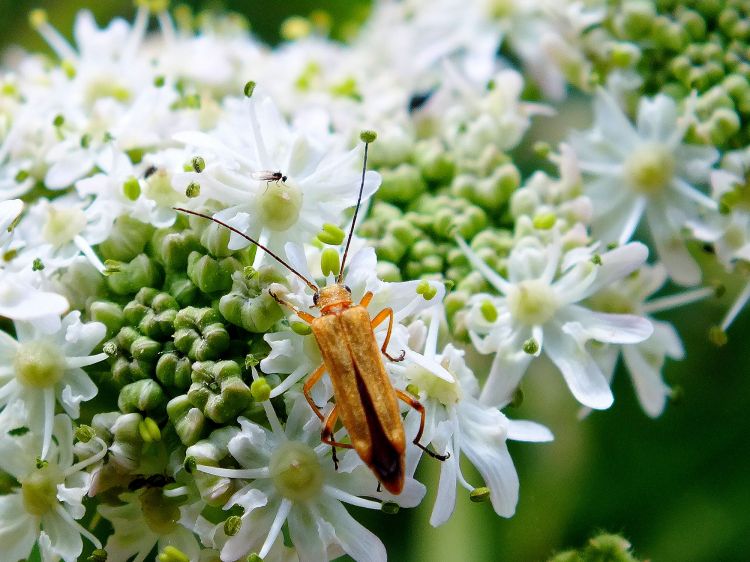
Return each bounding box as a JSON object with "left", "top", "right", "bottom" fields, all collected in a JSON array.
[
  {"left": 154, "top": 75, "right": 165, "bottom": 87},
  {"left": 244, "top": 81, "right": 256, "bottom": 98},
  {"left": 185, "top": 181, "right": 201, "bottom": 198},
  {"left": 422, "top": 284, "right": 438, "bottom": 301},
  {"left": 470, "top": 487, "right": 490, "bottom": 502},
  {"left": 522, "top": 338, "right": 539, "bottom": 355},
  {"left": 321, "top": 247, "right": 340, "bottom": 277},
  {"left": 29, "top": 9, "right": 48, "bottom": 29},
  {"left": 123, "top": 177, "right": 141, "bottom": 201},
  {"left": 224, "top": 515, "right": 242, "bottom": 536},
  {"left": 88, "top": 549, "right": 108, "bottom": 562},
  {"left": 75, "top": 425, "right": 96, "bottom": 443},
  {"left": 191, "top": 156, "right": 205, "bottom": 173},
  {"left": 416, "top": 280, "right": 431, "bottom": 295},
  {"left": 480, "top": 300, "right": 498, "bottom": 322},
  {"left": 139, "top": 417, "right": 161, "bottom": 443},
  {"left": 245, "top": 353, "right": 260, "bottom": 368},
  {"left": 291, "top": 321, "right": 312, "bottom": 335},
  {"left": 406, "top": 384, "right": 420, "bottom": 397},
  {"left": 532, "top": 212, "right": 556, "bottom": 230},
  {"left": 157, "top": 545, "right": 190, "bottom": 562},
  {"left": 360, "top": 130, "right": 377, "bottom": 144},
  {"left": 53, "top": 114, "right": 64, "bottom": 128},
  {"left": 591, "top": 254, "right": 602, "bottom": 265},
  {"left": 14, "top": 170, "right": 29, "bottom": 183},
  {"left": 32, "top": 258, "right": 44, "bottom": 271},
  {"left": 104, "top": 260, "right": 123, "bottom": 275},
  {"left": 250, "top": 377, "right": 272, "bottom": 402},
  {"left": 103, "top": 341, "right": 118, "bottom": 357},
  {"left": 80, "top": 133, "right": 92, "bottom": 148},
  {"left": 243, "top": 266, "right": 258, "bottom": 279},
  {"left": 709, "top": 325, "right": 727, "bottom": 347},
  {"left": 247, "top": 554, "right": 263, "bottom": 562},
  {"left": 318, "top": 223, "right": 345, "bottom": 245},
  {"left": 381, "top": 501, "right": 399, "bottom": 514},
  {"left": 184, "top": 456, "right": 197, "bottom": 473},
  {"left": 36, "top": 457, "right": 48, "bottom": 469}
]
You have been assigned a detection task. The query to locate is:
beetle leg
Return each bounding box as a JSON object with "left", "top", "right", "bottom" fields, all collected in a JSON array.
[
  {"left": 395, "top": 389, "right": 450, "bottom": 461},
  {"left": 370, "top": 307, "right": 405, "bottom": 362},
  {"left": 359, "top": 291, "right": 374, "bottom": 307},
  {"left": 268, "top": 289, "right": 316, "bottom": 323},
  {"left": 303, "top": 363, "right": 329, "bottom": 420},
  {"left": 321, "top": 405, "right": 354, "bottom": 471}
]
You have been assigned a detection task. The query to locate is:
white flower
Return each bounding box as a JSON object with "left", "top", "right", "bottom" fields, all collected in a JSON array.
[
  {"left": 0, "top": 310, "right": 106, "bottom": 458},
  {"left": 584, "top": 264, "right": 708, "bottom": 417},
  {"left": 97, "top": 490, "right": 201, "bottom": 562},
  {"left": 0, "top": 269, "right": 69, "bottom": 332},
  {"left": 0, "top": 413, "right": 108, "bottom": 562},
  {"left": 495, "top": 0, "right": 604, "bottom": 99},
  {"left": 196, "top": 393, "right": 425, "bottom": 562},
  {"left": 460, "top": 235, "right": 653, "bottom": 409},
  {"left": 569, "top": 90, "right": 719, "bottom": 285},
  {"left": 428, "top": 65, "right": 553, "bottom": 157},
  {"left": 173, "top": 92, "right": 380, "bottom": 261},
  {"left": 390, "top": 307, "right": 552, "bottom": 524},
  {"left": 0, "top": 198, "right": 23, "bottom": 250}
]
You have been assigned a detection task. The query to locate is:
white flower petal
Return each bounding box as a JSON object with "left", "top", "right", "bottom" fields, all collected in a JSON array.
[
  {"left": 318, "top": 496, "right": 387, "bottom": 562},
  {"left": 506, "top": 419, "right": 554, "bottom": 442},
  {"left": 0, "top": 494, "right": 37, "bottom": 562},
  {"left": 561, "top": 306, "right": 653, "bottom": 344},
  {"left": 429, "top": 440, "right": 457, "bottom": 527},
  {"left": 544, "top": 325, "right": 614, "bottom": 409},
  {"left": 622, "top": 345, "right": 670, "bottom": 418},
  {"left": 42, "top": 509, "right": 84, "bottom": 562}
]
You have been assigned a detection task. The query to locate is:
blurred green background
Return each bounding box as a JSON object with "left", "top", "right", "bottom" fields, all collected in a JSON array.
[{"left": 2, "top": 1, "right": 749, "bottom": 560}]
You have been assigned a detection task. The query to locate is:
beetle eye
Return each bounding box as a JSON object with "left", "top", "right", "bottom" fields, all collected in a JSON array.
[
  {"left": 313, "top": 292, "right": 319, "bottom": 305},
  {"left": 344, "top": 285, "right": 352, "bottom": 293}
]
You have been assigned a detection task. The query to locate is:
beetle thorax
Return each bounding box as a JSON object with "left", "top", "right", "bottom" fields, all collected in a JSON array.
[{"left": 317, "top": 284, "right": 353, "bottom": 313}]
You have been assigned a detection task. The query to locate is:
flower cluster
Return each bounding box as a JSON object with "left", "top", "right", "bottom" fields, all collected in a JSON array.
[{"left": 0, "top": 1, "right": 746, "bottom": 561}]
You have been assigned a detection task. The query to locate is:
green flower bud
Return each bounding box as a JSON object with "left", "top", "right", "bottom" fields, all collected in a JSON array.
[
  {"left": 188, "top": 360, "right": 253, "bottom": 423},
  {"left": 378, "top": 164, "right": 427, "bottom": 204},
  {"left": 98, "top": 216, "right": 154, "bottom": 262},
  {"left": 532, "top": 212, "right": 557, "bottom": 230},
  {"left": 360, "top": 130, "right": 377, "bottom": 143},
  {"left": 154, "top": 75, "right": 165, "bottom": 87},
  {"left": 405, "top": 383, "right": 420, "bottom": 398},
  {"left": 389, "top": 219, "right": 420, "bottom": 246},
  {"left": 187, "top": 251, "right": 242, "bottom": 294},
  {"left": 185, "top": 181, "right": 201, "bottom": 198},
  {"left": 174, "top": 307, "right": 230, "bottom": 361},
  {"left": 244, "top": 81, "right": 256, "bottom": 97},
  {"left": 167, "top": 395, "right": 206, "bottom": 446},
  {"left": 219, "top": 269, "right": 285, "bottom": 333},
  {"left": 523, "top": 338, "right": 540, "bottom": 355},
  {"left": 375, "top": 261, "right": 401, "bottom": 282},
  {"left": 376, "top": 234, "right": 407, "bottom": 263},
  {"left": 131, "top": 336, "right": 162, "bottom": 362},
  {"left": 167, "top": 276, "right": 200, "bottom": 307},
  {"left": 183, "top": 455, "right": 197, "bottom": 473},
  {"left": 250, "top": 377, "right": 272, "bottom": 402},
  {"left": 89, "top": 301, "right": 124, "bottom": 337},
  {"left": 290, "top": 321, "right": 312, "bottom": 335},
  {"left": 118, "top": 379, "right": 167, "bottom": 413},
  {"left": 414, "top": 139, "right": 455, "bottom": 184},
  {"left": 320, "top": 247, "right": 341, "bottom": 277},
  {"left": 107, "top": 254, "right": 163, "bottom": 296},
  {"left": 151, "top": 229, "right": 202, "bottom": 270},
  {"left": 317, "top": 223, "right": 345, "bottom": 245},
  {"left": 156, "top": 352, "right": 192, "bottom": 390}
]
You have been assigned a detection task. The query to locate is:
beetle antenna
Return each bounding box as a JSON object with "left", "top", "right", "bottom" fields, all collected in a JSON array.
[
  {"left": 338, "top": 131, "right": 376, "bottom": 283},
  {"left": 174, "top": 207, "right": 319, "bottom": 293}
]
